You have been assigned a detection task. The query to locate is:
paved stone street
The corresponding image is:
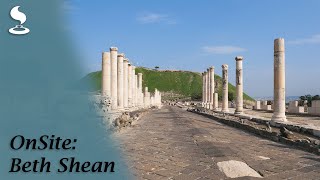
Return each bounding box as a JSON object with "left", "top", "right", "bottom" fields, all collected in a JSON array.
[{"left": 116, "top": 106, "right": 320, "bottom": 179}]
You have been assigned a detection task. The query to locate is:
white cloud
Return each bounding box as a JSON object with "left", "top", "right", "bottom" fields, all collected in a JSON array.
[
  {"left": 202, "top": 46, "right": 247, "bottom": 54},
  {"left": 288, "top": 34, "right": 320, "bottom": 45},
  {"left": 136, "top": 13, "right": 176, "bottom": 24}
]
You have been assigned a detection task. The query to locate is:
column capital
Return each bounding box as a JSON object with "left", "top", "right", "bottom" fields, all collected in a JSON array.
[
  {"left": 123, "top": 58, "right": 129, "bottom": 63},
  {"left": 209, "top": 66, "right": 215, "bottom": 70},
  {"left": 235, "top": 56, "right": 244, "bottom": 61},
  {"left": 110, "top": 47, "right": 118, "bottom": 51},
  {"left": 117, "top": 53, "right": 125, "bottom": 57},
  {"left": 222, "top": 64, "right": 228, "bottom": 70}
]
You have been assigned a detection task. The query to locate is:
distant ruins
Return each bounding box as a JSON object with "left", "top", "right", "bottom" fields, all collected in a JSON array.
[
  {"left": 201, "top": 38, "right": 320, "bottom": 121},
  {"left": 95, "top": 47, "right": 162, "bottom": 126}
]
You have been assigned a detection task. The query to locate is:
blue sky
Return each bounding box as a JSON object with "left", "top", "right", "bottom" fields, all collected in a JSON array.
[{"left": 66, "top": 0, "right": 320, "bottom": 97}]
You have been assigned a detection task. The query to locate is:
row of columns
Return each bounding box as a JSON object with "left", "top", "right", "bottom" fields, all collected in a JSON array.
[
  {"left": 101, "top": 47, "right": 162, "bottom": 111},
  {"left": 201, "top": 38, "right": 287, "bottom": 122},
  {"left": 202, "top": 67, "right": 217, "bottom": 110},
  {"left": 202, "top": 56, "right": 243, "bottom": 115}
]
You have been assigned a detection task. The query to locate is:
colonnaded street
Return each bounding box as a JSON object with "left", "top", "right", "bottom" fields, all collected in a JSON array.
[{"left": 116, "top": 106, "right": 320, "bottom": 180}]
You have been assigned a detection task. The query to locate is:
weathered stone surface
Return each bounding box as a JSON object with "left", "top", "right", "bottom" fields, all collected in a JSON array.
[
  {"left": 221, "top": 64, "right": 229, "bottom": 113},
  {"left": 272, "top": 38, "right": 287, "bottom": 122},
  {"left": 116, "top": 106, "right": 320, "bottom": 179},
  {"left": 235, "top": 56, "right": 244, "bottom": 115},
  {"left": 217, "top": 160, "right": 262, "bottom": 178}
]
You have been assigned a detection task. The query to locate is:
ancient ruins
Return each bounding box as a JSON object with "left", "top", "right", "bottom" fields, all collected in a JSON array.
[
  {"left": 99, "top": 47, "right": 162, "bottom": 126},
  {"left": 114, "top": 38, "right": 320, "bottom": 179},
  {"left": 201, "top": 38, "right": 320, "bottom": 121}
]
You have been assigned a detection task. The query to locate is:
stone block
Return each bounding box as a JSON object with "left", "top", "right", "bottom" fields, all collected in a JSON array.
[
  {"left": 308, "top": 107, "right": 320, "bottom": 115},
  {"left": 254, "top": 101, "right": 261, "bottom": 110},
  {"left": 261, "top": 104, "right": 272, "bottom": 111},
  {"left": 288, "top": 101, "right": 304, "bottom": 113},
  {"left": 289, "top": 101, "right": 298, "bottom": 108},
  {"left": 311, "top": 100, "right": 320, "bottom": 108},
  {"left": 297, "top": 106, "right": 304, "bottom": 113},
  {"left": 313, "top": 129, "right": 320, "bottom": 138}
]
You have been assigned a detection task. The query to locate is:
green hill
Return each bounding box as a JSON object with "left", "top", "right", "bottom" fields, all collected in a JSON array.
[{"left": 82, "top": 67, "right": 255, "bottom": 102}]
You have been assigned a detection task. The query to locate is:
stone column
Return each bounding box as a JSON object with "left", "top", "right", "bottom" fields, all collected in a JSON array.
[
  {"left": 138, "top": 73, "right": 143, "bottom": 107},
  {"left": 128, "top": 64, "right": 133, "bottom": 107},
  {"left": 255, "top": 101, "right": 261, "bottom": 110},
  {"left": 150, "top": 96, "right": 154, "bottom": 106},
  {"left": 272, "top": 38, "right": 287, "bottom": 122},
  {"left": 213, "top": 93, "right": 218, "bottom": 110},
  {"left": 154, "top": 89, "right": 157, "bottom": 106},
  {"left": 235, "top": 56, "right": 244, "bottom": 115},
  {"left": 110, "top": 47, "right": 118, "bottom": 110},
  {"left": 101, "top": 52, "right": 111, "bottom": 96},
  {"left": 117, "top": 53, "right": 124, "bottom": 109},
  {"left": 135, "top": 75, "right": 139, "bottom": 107},
  {"left": 132, "top": 66, "right": 136, "bottom": 107},
  {"left": 209, "top": 67, "right": 215, "bottom": 109},
  {"left": 123, "top": 58, "right": 129, "bottom": 108},
  {"left": 206, "top": 70, "right": 210, "bottom": 108},
  {"left": 221, "top": 64, "right": 229, "bottom": 112},
  {"left": 144, "top": 87, "right": 150, "bottom": 108},
  {"left": 202, "top": 72, "right": 205, "bottom": 106},
  {"left": 204, "top": 72, "right": 208, "bottom": 108}
]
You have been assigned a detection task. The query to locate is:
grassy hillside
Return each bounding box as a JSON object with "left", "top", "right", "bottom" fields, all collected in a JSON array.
[{"left": 82, "top": 67, "right": 255, "bottom": 102}]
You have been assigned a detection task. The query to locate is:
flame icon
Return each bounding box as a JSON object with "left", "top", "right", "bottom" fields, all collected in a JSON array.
[
  {"left": 10, "top": 6, "right": 27, "bottom": 25},
  {"left": 9, "top": 6, "right": 30, "bottom": 35}
]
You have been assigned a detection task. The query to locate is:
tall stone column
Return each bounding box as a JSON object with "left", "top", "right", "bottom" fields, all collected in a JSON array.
[
  {"left": 135, "top": 75, "right": 139, "bottom": 107},
  {"left": 128, "top": 64, "right": 133, "bottom": 107},
  {"left": 155, "top": 88, "right": 159, "bottom": 106},
  {"left": 117, "top": 53, "right": 124, "bottom": 109},
  {"left": 202, "top": 73, "right": 205, "bottom": 106},
  {"left": 123, "top": 58, "right": 129, "bottom": 108},
  {"left": 209, "top": 67, "right": 215, "bottom": 109},
  {"left": 221, "top": 64, "right": 229, "bottom": 112},
  {"left": 101, "top": 52, "right": 111, "bottom": 96},
  {"left": 204, "top": 72, "right": 208, "bottom": 108},
  {"left": 213, "top": 93, "right": 218, "bottom": 110},
  {"left": 144, "top": 87, "right": 150, "bottom": 108},
  {"left": 131, "top": 66, "right": 136, "bottom": 107},
  {"left": 110, "top": 47, "right": 118, "bottom": 110},
  {"left": 206, "top": 70, "right": 210, "bottom": 108},
  {"left": 138, "top": 73, "right": 143, "bottom": 107},
  {"left": 235, "top": 56, "right": 244, "bottom": 115},
  {"left": 272, "top": 38, "right": 287, "bottom": 122},
  {"left": 150, "top": 96, "right": 154, "bottom": 106}
]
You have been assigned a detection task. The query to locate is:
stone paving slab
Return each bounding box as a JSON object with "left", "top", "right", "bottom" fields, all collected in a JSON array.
[{"left": 116, "top": 106, "right": 320, "bottom": 179}]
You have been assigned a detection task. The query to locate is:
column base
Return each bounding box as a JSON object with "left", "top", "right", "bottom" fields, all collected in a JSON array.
[
  {"left": 234, "top": 111, "right": 243, "bottom": 115},
  {"left": 271, "top": 114, "right": 287, "bottom": 122},
  {"left": 221, "top": 109, "right": 229, "bottom": 113}
]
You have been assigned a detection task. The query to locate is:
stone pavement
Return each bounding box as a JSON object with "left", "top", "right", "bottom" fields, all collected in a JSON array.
[{"left": 116, "top": 106, "right": 320, "bottom": 179}]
